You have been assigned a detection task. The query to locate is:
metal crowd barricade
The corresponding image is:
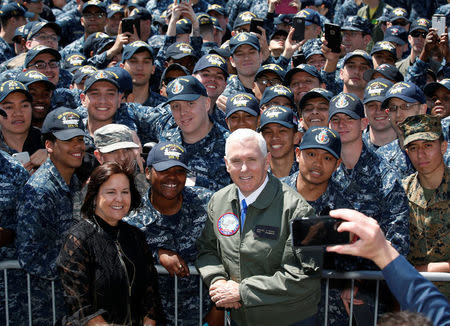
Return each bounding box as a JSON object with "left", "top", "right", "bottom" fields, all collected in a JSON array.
[{"left": 2, "top": 260, "right": 450, "bottom": 326}]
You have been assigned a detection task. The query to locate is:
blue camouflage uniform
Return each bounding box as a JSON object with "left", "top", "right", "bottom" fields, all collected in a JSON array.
[
  {"left": 148, "top": 34, "right": 165, "bottom": 50},
  {"left": 143, "top": 89, "right": 167, "bottom": 107},
  {"left": 209, "top": 103, "right": 228, "bottom": 130},
  {"left": 362, "top": 128, "right": 382, "bottom": 153},
  {"left": 146, "top": 0, "right": 209, "bottom": 18},
  {"left": 125, "top": 186, "right": 213, "bottom": 325},
  {"left": 0, "top": 150, "right": 29, "bottom": 325},
  {"left": 57, "top": 10, "right": 84, "bottom": 47},
  {"left": 333, "top": 0, "right": 363, "bottom": 26},
  {"left": 0, "top": 38, "right": 15, "bottom": 64},
  {"left": 60, "top": 36, "right": 85, "bottom": 61},
  {"left": 376, "top": 138, "right": 415, "bottom": 180},
  {"left": 226, "top": 0, "right": 268, "bottom": 23},
  {"left": 269, "top": 158, "right": 298, "bottom": 178},
  {"left": 16, "top": 158, "right": 82, "bottom": 325},
  {"left": 221, "top": 74, "right": 253, "bottom": 99}
]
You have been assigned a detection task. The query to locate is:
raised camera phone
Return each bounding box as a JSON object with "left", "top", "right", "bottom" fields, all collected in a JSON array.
[
  {"left": 12, "top": 151, "right": 30, "bottom": 164},
  {"left": 325, "top": 23, "right": 342, "bottom": 53},
  {"left": 121, "top": 18, "right": 140, "bottom": 38},
  {"left": 432, "top": 14, "right": 446, "bottom": 36},
  {"left": 292, "top": 52, "right": 306, "bottom": 67},
  {"left": 250, "top": 18, "right": 264, "bottom": 34},
  {"left": 291, "top": 216, "right": 351, "bottom": 248},
  {"left": 293, "top": 17, "right": 305, "bottom": 42}
]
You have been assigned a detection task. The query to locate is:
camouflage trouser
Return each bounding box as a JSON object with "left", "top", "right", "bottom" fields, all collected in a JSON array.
[
  {"left": 1, "top": 272, "right": 65, "bottom": 326},
  {"left": 318, "top": 280, "right": 390, "bottom": 326}
]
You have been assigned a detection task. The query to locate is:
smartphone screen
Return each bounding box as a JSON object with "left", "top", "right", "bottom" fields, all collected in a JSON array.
[
  {"left": 291, "top": 216, "right": 350, "bottom": 248},
  {"left": 325, "top": 23, "right": 342, "bottom": 53},
  {"left": 293, "top": 17, "right": 305, "bottom": 42},
  {"left": 432, "top": 14, "right": 445, "bottom": 36},
  {"left": 250, "top": 18, "right": 264, "bottom": 34},
  {"left": 122, "top": 18, "right": 135, "bottom": 34}
]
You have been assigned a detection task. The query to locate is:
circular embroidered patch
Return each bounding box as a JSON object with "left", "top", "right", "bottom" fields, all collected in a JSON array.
[{"left": 217, "top": 212, "right": 239, "bottom": 236}]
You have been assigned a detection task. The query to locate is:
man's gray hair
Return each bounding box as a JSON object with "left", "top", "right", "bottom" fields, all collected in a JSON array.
[{"left": 225, "top": 128, "right": 267, "bottom": 158}]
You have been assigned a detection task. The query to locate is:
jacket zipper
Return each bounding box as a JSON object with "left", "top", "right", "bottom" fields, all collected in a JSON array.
[{"left": 115, "top": 240, "right": 133, "bottom": 324}]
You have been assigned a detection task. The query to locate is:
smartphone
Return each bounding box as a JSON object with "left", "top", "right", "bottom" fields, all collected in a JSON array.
[
  {"left": 12, "top": 151, "right": 30, "bottom": 164},
  {"left": 121, "top": 17, "right": 140, "bottom": 38},
  {"left": 325, "top": 23, "right": 342, "bottom": 53},
  {"left": 292, "top": 17, "right": 305, "bottom": 42},
  {"left": 292, "top": 52, "right": 306, "bottom": 67},
  {"left": 432, "top": 14, "right": 446, "bottom": 36},
  {"left": 291, "top": 216, "right": 350, "bottom": 248},
  {"left": 250, "top": 18, "right": 264, "bottom": 35}
]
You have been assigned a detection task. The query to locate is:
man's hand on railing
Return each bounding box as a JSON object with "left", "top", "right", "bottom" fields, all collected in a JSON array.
[
  {"left": 209, "top": 279, "right": 242, "bottom": 309},
  {"left": 158, "top": 248, "right": 190, "bottom": 278}
]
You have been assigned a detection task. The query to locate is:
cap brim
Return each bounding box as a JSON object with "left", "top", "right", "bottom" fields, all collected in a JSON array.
[
  {"left": 98, "top": 141, "right": 139, "bottom": 153},
  {"left": 24, "top": 12, "right": 34, "bottom": 18},
  {"left": 26, "top": 79, "right": 56, "bottom": 90},
  {"left": 53, "top": 128, "right": 86, "bottom": 141},
  {"left": 424, "top": 82, "right": 448, "bottom": 97},
  {"left": 363, "top": 69, "right": 375, "bottom": 82},
  {"left": 226, "top": 107, "right": 259, "bottom": 118},
  {"left": 404, "top": 132, "right": 440, "bottom": 146},
  {"left": 260, "top": 120, "right": 294, "bottom": 130},
  {"left": 329, "top": 109, "right": 361, "bottom": 121},
  {"left": 166, "top": 93, "right": 201, "bottom": 104},
  {"left": 0, "top": 89, "right": 32, "bottom": 104},
  {"left": 384, "top": 36, "right": 406, "bottom": 45},
  {"left": 299, "top": 91, "right": 330, "bottom": 109},
  {"left": 299, "top": 144, "right": 340, "bottom": 159},
  {"left": 230, "top": 42, "right": 259, "bottom": 54},
  {"left": 170, "top": 53, "right": 196, "bottom": 60},
  {"left": 382, "top": 94, "right": 418, "bottom": 108},
  {"left": 152, "top": 160, "right": 189, "bottom": 171},
  {"left": 363, "top": 95, "right": 385, "bottom": 104}
]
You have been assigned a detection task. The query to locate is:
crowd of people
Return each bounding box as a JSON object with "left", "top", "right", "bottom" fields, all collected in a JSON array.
[{"left": 0, "top": 0, "right": 449, "bottom": 324}]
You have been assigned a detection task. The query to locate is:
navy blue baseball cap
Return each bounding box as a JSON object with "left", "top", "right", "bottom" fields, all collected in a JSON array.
[
  {"left": 285, "top": 64, "right": 322, "bottom": 86},
  {"left": 166, "top": 76, "right": 208, "bottom": 103},
  {"left": 176, "top": 18, "right": 192, "bottom": 34},
  {"left": 210, "top": 16, "right": 223, "bottom": 31},
  {"left": 299, "top": 88, "right": 333, "bottom": 111},
  {"left": 370, "top": 41, "right": 397, "bottom": 60},
  {"left": 384, "top": 26, "right": 408, "bottom": 45},
  {"left": 197, "top": 13, "right": 214, "bottom": 26},
  {"left": 0, "top": 3, "right": 33, "bottom": 19},
  {"left": 193, "top": 54, "right": 228, "bottom": 77},
  {"left": 206, "top": 4, "right": 226, "bottom": 17},
  {"left": 146, "top": 141, "right": 189, "bottom": 171},
  {"left": 269, "top": 29, "right": 288, "bottom": 40},
  {"left": 106, "top": 3, "right": 124, "bottom": 18},
  {"left": 229, "top": 32, "right": 260, "bottom": 55},
  {"left": 127, "top": 0, "right": 146, "bottom": 9},
  {"left": 105, "top": 66, "right": 133, "bottom": 94},
  {"left": 25, "top": 45, "right": 61, "bottom": 68},
  {"left": 129, "top": 7, "right": 151, "bottom": 20},
  {"left": 72, "top": 65, "right": 98, "bottom": 84},
  {"left": 122, "top": 40, "right": 153, "bottom": 61},
  {"left": 63, "top": 53, "right": 87, "bottom": 73},
  {"left": 255, "top": 64, "right": 286, "bottom": 81},
  {"left": 363, "top": 63, "right": 403, "bottom": 82},
  {"left": 27, "top": 21, "right": 61, "bottom": 41},
  {"left": 13, "top": 22, "right": 36, "bottom": 43},
  {"left": 160, "top": 63, "right": 190, "bottom": 87},
  {"left": 389, "top": 7, "right": 410, "bottom": 24},
  {"left": 409, "top": 18, "right": 430, "bottom": 33},
  {"left": 232, "top": 11, "right": 255, "bottom": 29},
  {"left": 274, "top": 14, "right": 293, "bottom": 25},
  {"left": 260, "top": 85, "right": 295, "bottom": 107},
  {"left": 259, "top": 105, "right": 298, "bottom": 130},
  {"left": 341, "top": 16, "right": 372, "bottom": 35},
  {"left": 363, "top": 78, "right": 394, "bottom": 104},
  {"left": 82, "top": 0, "right": 106, "bottom": 13},
  {"left": 381, "top": 81, "right": 426, "bottom": 108},
  {"left": 329, "top": 93, "right": 365, "bottom": 120},
  {"left": 299, "top": 126, "right": 341, "bottom": 159},
  {"left": 41, "top": 107, "right": 86, "bottom": 140},
  {"left": 342, "top": 50, "right": 373, "bottom": 68},
  {"left": 83, "top": 70, "right": 120, "bottom": 93},
  {"left": 424, "top": 78, "right": 450, "bottom": 97},
  {"left": 226, "top": 93, "right": 260, "bottom": 118},
  {"left": 17, "top": 70, "right": 55, "bottom": 90},
  {"left": 296, "top": 9, "right": 321, "bottom": 27},
  {"left": 83, "top": 32, "right": 114, "bottom": 57},
  {"left": 166, "top": 42, "right": 196, "bottom": 60},
  {"left": 0, "top": 80, "right": 32, "bottom": 103}
]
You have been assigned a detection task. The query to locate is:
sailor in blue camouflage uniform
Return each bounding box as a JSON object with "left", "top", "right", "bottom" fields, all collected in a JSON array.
[
  {"left": 333, "top": 0, "right": 363, "bottom": 26},
  {"left": 125, "top": 142, "right": 215, "bottom": 325},
  {"left": 226, "top": 0, "right": 268, "bottom": 24},
  {"left": 377, "top": 82, "right": 428, "bottom": 179},
  {"left": 16, "top": 107, "right": 86, "bottom": 325},
  {"left": 146, "top": 0, "right": 209, "bottom": 19},
  {"left": 328, "top": 92, "right": 409, "bottom": 325},
  {"left": 0, "top": 101, "right": 30, "bottom": 325}
]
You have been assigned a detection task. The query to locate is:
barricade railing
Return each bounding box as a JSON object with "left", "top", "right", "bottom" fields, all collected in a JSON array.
[{"left": 2, "top": 260, "right": 450, "bottom": 326}]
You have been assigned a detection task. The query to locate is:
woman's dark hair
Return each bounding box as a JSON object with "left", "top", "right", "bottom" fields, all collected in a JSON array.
[{"left": 81, "top": 161, "right": 141, "bottom": 219}]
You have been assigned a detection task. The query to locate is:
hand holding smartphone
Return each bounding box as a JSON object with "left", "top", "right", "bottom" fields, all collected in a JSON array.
[
  {"left": 324, "top": 23, "right": 342, "bottom": 53},
  {"left": 250, "top": 18, "right": 264, "bottom": 35},
  {"left": 291, "top": 215, "right": 351, "bottom": 249},
  {"left": 293, "top": 17, "right": 305, "bottom": 42}
]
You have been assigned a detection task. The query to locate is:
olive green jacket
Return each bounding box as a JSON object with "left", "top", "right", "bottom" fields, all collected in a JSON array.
[{"left": 196, "top": 174, "right": 321, "bottom": 325}]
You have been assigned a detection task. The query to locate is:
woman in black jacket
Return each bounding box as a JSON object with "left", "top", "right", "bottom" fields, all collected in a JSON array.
[{"left": 57, "top": 161, "right": 164, "bottom": 326}]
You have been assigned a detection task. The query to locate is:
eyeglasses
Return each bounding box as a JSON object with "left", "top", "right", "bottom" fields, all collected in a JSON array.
[
  {"left": 83, "top": 12, "right": 106, "bottom": 19},
  {"left": 28, "top": 60, "right": 59, "bottom": 70},
  {"left": 256, "top": 78, "right": 282, "bottom": 87},
  {"left": 33, "top": 34, "right": 60, "bottom": 42},
  {"left": 387, "top": 102, "right": 420, "bottom": 112},
  {"left": 410, "top": 31, "right": 427, "bottom": 38}
]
